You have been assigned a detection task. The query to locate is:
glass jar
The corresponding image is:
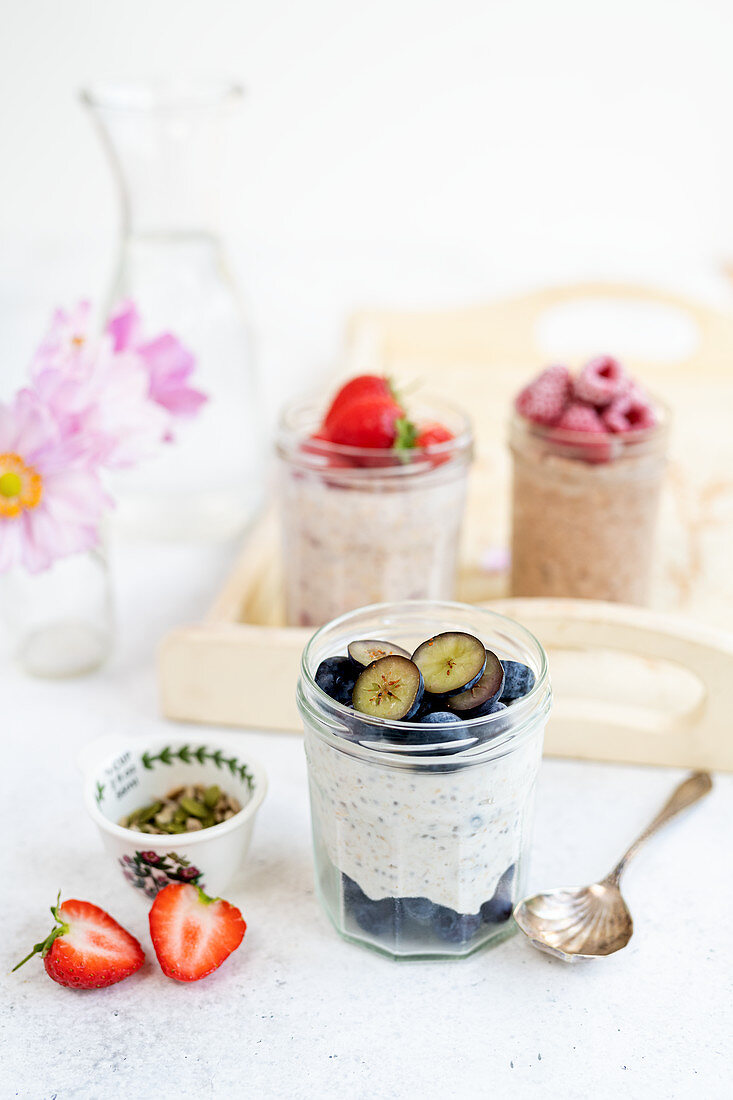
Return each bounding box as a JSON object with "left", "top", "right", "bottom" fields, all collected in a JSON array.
[
  {"left": 0, "top": 547, "right": 113, "bottom": 677},
  {"left": 297, "top": 600, "right": 551, "bottom": 960},
  {"left": 276, "top": 397, "right": 473, "bottom": 626},
  {"left": 82, "top": 81, "right": 261, "bottom": 540},
  {"left": 509, "top": 408, "right": 669, "bottom": 603}
]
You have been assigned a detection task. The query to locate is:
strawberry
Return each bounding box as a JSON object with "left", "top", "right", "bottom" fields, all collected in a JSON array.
[
  {"left": 149, "top": 883, "right": 246, "bottom": 982},
  {"left": 327, "top": 395, "right": 405, "bottom": 449},
  {"left": 573, "top": 356, "right": 629, "bottom": 407},
  {"left": 323, "top": 374, "right": 393, "bottom": 433},
  {"left": 515, "top": 365, "right": 572, "bottom": 425},
  {"left": 414, "top": 423, "right": 454, "bottom": 448},
  {"left": 13, "top": 894, "right": 144, "bottom": 989},
  {"left": 300, "top": 431, "right": 356, "bottom": 468}
]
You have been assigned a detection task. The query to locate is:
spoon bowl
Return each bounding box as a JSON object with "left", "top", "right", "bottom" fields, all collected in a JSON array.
[
  {"left": 513, "top": 771, "right": 712, "bottom": 961},
  {"left": 514, "top": 879, "right": 633, "bottom": 961}
]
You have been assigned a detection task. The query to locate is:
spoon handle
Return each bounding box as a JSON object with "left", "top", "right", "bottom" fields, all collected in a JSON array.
[{"left": 607, "top": 771, "right": 713, "bottom": 884}]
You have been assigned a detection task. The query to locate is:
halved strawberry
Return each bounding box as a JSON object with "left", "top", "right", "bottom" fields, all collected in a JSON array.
[
  {"left": 149, "top": 883, "right": 246, "bottom": 982},
  {"left": 323, "top": 374, "right": 393, "bottom": 433},
  {"left": 13, "top": 894, "right": 145, "bottom": 989},
  {"left": 327, "top": 395, "right": 405, "bottom": 449}
]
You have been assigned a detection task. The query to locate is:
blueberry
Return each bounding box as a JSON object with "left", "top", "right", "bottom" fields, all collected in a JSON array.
[
  {"left": 469, "top": 698, "right": 508, "bottom": 720},
  {"left": 432, "top": 904, "right": 483, "bottom": 944},
  {"left": 418, "top": 711, "right": 463, "bottom": 725},
  {"left": 402, "top": 896, "right": 437, "bottom": 922},
  {"left": 500, "top": 661, "right": 536, "bottom": 702},
  {"left": 341, "top": 874, "right": 397, "bottom": 936},
  {"left": 480, "top": 864, "right": 516, "bottom": 924},
  {"left": 315, "top": 656, "right": 359, "bottom": 706}
]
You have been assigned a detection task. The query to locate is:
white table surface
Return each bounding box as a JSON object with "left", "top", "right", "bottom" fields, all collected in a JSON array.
[{"left": 2, "top": 538, "right": 731, "bottom": 1100}]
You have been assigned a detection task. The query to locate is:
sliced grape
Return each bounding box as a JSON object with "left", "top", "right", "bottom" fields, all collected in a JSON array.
[
  {"left": 500, "top": 660, "right": 536, "bottom": 701},
  {"left": 347, "top": 638, "right": 411, "bottom": 667},
  {"left": 447, "top": 650, "right": 505, "bottom": 713},
  {"left": 411, "top": 632, "right": 486, "bottom": 696},
  {"left": 352, "top": 655, "right": 424, "bottom": 720}
]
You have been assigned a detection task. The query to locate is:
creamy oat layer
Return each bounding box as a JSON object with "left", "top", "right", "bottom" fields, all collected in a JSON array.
[
  {"left": 511, "top": 449, "right": 663, "bottom": 603},
  {"left": 281, "top": 469, "right": 467, "bottom": 626},
  {"left": 305, "top": 728, "right": 543, "bottom": 914}
]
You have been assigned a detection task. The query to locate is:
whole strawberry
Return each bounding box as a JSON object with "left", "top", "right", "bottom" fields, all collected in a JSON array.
[
  {"left": 14, "top": 894, "right": 145, "bottom": 989},
  {"left": 323, "top": 374, "right": 394, "bottom": 433},
  {"left": 149, "top": 883, "right": 246, "bottom": 982},
  {"left": 327, "top": 395, "right": 406, "bottom": 449}
]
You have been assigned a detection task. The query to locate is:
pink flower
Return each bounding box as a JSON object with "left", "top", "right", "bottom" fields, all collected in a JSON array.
[
  {"left": 108, "top": 301, "right": 206, "bottom": 428},
  {"left": 0, "top": 389, "right": 110, "bottom": 574},
  {"left": 33, "top": 300, "right": 94, "bottom": 368},
  {"left": 31, "top": 332, "right": 169, "bottom": 471}
]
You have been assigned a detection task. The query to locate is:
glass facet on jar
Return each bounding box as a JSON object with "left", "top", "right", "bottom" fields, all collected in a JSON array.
[
  {"left": 276, "top": 398, "right": 473, "bottom": 627},
  {"left": 297, "top": 601, "right": 551, "bottom": 960},
  {"left": 509, "top": 408, "right": 669, "bottom": 604}
]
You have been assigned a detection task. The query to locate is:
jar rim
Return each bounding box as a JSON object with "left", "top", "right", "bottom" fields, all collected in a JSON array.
[
  {"left": 298, "top": 600, "right": 551, "bottom": 765},
  {"left": 276, "top": 392, "right": 473, "bottom": 475}
]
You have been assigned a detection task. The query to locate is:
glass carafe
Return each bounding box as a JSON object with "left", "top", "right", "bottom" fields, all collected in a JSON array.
[{"left": 82, "top": 82, "right": 262, "bottom": 540}]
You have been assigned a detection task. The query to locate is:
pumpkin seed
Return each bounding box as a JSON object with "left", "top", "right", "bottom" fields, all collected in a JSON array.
[{"left": 119, "top": 782, "right": 244, "bottom": 835}]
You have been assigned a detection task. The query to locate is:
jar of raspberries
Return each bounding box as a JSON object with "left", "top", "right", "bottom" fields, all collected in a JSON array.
[
  {"left": 276, "top": 375, "right": 473, "bottom": 626},
  {"left": 509, "top": 357, "right": 669, "bottom": 604}
]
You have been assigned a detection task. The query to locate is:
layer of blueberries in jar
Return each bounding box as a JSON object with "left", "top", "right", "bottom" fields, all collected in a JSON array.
[
  {"left": 276, "top": 375, "right": 473, "bottom": 627},
  {"left": 302, "top": 616, "right": 549, "bottom": 956}
]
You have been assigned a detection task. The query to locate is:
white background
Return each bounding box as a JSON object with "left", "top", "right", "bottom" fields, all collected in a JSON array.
[{"left": 3, "top": 0, "right": 733, "bottom": 394}]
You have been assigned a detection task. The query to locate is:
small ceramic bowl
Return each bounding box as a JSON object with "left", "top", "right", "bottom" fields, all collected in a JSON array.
[{"left": 82, "top": 734, "right": 267, "bottom": 900}]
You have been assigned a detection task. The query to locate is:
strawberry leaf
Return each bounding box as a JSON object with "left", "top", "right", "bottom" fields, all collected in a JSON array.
[{"left": 392, "top": 417, "right": 418, "bottom": 452}]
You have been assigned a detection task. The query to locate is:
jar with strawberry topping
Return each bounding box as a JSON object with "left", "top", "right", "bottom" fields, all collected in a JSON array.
[
  {"left": 276, "top": 379, "right": 473, "bottom": 626},
  {"left": 509, "top": 358, "right": 669, "bottom": 604}
]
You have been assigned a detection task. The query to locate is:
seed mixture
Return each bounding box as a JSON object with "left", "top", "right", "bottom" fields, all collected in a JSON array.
[{"left": 119, "top": 784, "right": 241, "bottom": 834}]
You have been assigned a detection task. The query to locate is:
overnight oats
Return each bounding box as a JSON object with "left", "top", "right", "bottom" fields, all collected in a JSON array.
[
  {"left": 510, "top": 357, "right": 668, "bottom": 603},
  {"left": 276, "top": 376, "right": 473, "bottom": 626},
  {"left": 297, "top": 600, "right": 551, "bottom": 959}
]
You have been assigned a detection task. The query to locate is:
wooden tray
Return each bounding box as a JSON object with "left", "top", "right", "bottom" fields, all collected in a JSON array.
[
  {"left": 159, "top": 510, "right": 733, "bottom": 771},
  {"left": 158, "top": 281, "right": 733, "bottom": 770}
]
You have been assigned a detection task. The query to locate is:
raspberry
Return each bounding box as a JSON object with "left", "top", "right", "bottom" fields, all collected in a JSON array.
[
  {"left": 554, "top": 401, "right": 612, "bottom": 463},
  {"left": 515, "top": 365, "right": 571, "bottom": 425},
  {"left": 603, "top": 389, "right": 657, "bottom": 433},
  {"left": 555, "top": 402, "right": 607, "bottom": 434},
  {"left": 573, "top": 356, "right": 629, "bottom": 407}
]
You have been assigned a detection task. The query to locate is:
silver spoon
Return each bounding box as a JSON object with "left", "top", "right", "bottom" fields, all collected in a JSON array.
[{"left": 514, "top": 770, "right": 713, "bottom": 961}]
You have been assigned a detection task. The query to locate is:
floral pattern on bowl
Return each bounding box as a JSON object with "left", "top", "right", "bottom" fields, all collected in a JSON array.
[{"left": 120, "top": 850, "right": 204, "bottom": 899}]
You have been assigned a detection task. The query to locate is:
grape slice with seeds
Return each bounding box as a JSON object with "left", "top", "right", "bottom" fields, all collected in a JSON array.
[
  {"left": 348, "top": 639, "right": 411, "bottom": 667},
  {"left": 352, "top": 655, "right": 424, "bottom": 721},
  {"left": 447, "top": 650, "right": 505, "bottom": 713},
  {"left": 411, "top": 632, "right": 486, "bottom": 696}
]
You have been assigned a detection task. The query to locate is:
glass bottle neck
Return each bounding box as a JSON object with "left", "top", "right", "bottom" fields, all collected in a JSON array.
[{"left": 84, "top": 84, "right": 242, "bottom": 238}]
